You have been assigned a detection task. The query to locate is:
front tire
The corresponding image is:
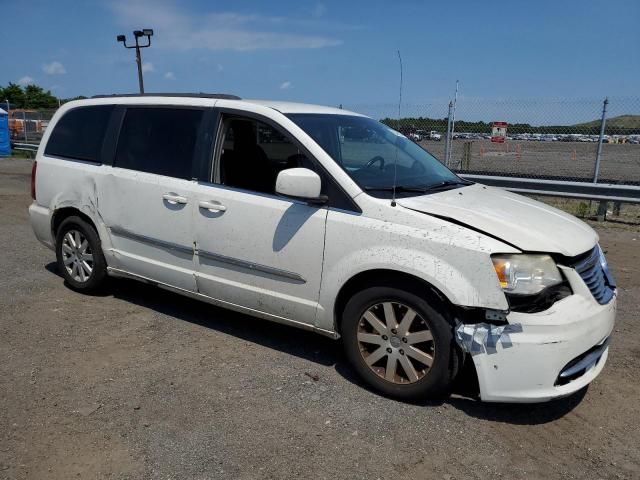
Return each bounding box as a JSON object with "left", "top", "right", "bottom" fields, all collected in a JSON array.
[
  {"left": 342, "top": 284, "right": 456, "bottom": 401},
  {"left": 55, "top": 216, "right": 107, "bottom": 292}
]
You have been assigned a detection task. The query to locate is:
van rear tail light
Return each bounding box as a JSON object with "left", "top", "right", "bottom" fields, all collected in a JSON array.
[{"left": 31, "top": 161, "right": 37, "bottom": 200}]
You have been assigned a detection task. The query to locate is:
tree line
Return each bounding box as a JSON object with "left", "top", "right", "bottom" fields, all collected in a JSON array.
[
  {"left": 0, "top": 83, "right": 86, "bottom": 109},
  {"left": 1, "top": 82, "right": 637, "bottom": 135}
]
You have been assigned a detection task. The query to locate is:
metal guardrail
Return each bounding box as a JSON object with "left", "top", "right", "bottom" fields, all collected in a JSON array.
[
  {"left": 12, "top": 143, "right": 40, "bottom": 156},
  {"left": 460, "top": 174, "right": 640, "bottom": 204},
  {"left": 13, "top": 142, "right": 40, "bottom": 151}
]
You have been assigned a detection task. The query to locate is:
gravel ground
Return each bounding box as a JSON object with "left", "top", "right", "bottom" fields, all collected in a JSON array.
[{"left": 1, "top": 157, "right": 639, "bottom": 480}]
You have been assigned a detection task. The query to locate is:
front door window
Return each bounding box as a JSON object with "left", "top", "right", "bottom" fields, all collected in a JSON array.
[{"left": 217, "top": 116, "right": 312, "bottom": 194}]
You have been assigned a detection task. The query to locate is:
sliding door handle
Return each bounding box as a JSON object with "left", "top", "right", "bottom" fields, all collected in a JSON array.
[
  {"left": 162, "top": 192, "right": 188, "bottom": 205},
  {"left": 199, "top": 200, "right": 227, "bottom": 212}
]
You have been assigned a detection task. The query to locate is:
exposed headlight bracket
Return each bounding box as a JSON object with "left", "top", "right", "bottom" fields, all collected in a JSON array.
[{"left": 485, "top": 309, "right": 508, "bottom": 322}]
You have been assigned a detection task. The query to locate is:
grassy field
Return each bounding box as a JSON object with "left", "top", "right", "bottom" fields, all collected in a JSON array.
[
  {"left": 576, "top": 114, "right": 640, "bottom": 130},
  {"left": 529, "top": 196, "right": 640, "bottom": 226}
]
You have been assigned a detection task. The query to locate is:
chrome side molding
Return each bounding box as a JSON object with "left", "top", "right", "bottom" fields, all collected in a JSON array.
[{"left": 197, "top": 249, "right": 306, "bottom": 284}]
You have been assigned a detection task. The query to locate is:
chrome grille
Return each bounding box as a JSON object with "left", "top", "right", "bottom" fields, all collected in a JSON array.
[{"left": 571, "top": 247, "right": 615, "bottom": 305}]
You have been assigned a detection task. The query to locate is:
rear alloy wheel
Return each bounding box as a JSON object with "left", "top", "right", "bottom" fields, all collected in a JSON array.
[
  {"left": 61, "top": 229, "right": 94, "bottom": 283},
  {"left": 55, "top": 216, "right": 107, "bottom": 292},
  {"left": 342, "top": 284, "right": 456, "bottom": 400}
]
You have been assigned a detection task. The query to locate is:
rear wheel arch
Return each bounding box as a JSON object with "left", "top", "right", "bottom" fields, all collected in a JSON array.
[
  {"left": 51, "top": 207, "right": 98, "bottom": 244},
  {"left": 55, "top": 214, "right": 108, "bottom": 292}
]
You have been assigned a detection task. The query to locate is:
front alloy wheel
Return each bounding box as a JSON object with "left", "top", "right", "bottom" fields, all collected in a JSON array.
[
  {"left": 358, "top": 302, "right": 435, "bottom": 384},
  {"left": 342, "top": 284, "right": 456, "bottom": 400}
]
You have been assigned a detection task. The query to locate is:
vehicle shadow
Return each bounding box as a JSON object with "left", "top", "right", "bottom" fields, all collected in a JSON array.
[
  {"left": 446, "top": 387, "right": 588, "bottom": 425},
  {"left": 47, "top": 262, "right": 342, "bottom": 368},
  {"left": 46, "top": 262, "right": 587, "bottom": 424}
]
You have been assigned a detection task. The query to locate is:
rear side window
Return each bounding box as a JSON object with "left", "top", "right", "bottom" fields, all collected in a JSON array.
[
  {"left": 45, "top": 105, "right": 114, "bottom": 162},
  {"left": 114, "top": 107, "right": 203, "bottom": 179}
]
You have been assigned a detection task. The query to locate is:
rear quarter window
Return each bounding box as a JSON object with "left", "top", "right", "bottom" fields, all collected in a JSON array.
[{"left": 44, "top": 105, "right": 114, "bottom": 163}]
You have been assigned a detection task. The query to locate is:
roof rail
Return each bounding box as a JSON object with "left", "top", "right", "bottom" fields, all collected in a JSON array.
[{"left": 91, "top": 93, "right": 241, "bottom": 100}]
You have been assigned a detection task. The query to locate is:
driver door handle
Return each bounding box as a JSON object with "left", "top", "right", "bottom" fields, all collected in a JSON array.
[
  {"left": 199, "top": 200, "right": 227, "bottom": 212},
  {"left": 162, "top": 192, "right": 188, "bottom": 204}
]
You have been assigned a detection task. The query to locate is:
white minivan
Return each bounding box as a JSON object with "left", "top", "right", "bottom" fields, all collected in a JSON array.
[{"left": 29, "top": 94, "right": 616, "bottom": 403}]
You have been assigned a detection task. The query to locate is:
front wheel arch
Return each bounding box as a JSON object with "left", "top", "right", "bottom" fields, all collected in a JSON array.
[{"left": 334, "top": 269, "right": 454, "bottom": 334}]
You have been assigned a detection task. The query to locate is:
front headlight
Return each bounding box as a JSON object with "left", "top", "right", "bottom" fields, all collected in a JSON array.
[
  {"left": 491, "top": 254, "right": 563, "bottom": 295},
  {"left": 597, "top": 244, "right": 616, "bottom": 288},
  {"left": 597, "top": 244, "right": 609, "bottom": 271}
]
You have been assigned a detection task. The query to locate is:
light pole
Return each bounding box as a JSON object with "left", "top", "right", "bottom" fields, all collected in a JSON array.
[{"left": 117, "top": 29, "right": 154, "bottom": 94}]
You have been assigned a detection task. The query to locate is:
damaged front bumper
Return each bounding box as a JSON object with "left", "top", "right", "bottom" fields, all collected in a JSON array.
[{"left": 455, "top": 268, "right": 616, "bottom": 403}]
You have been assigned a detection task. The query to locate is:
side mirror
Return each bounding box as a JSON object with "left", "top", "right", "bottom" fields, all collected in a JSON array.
[{"left": 276, "top": 168, "right": 326, "bottom": 204}]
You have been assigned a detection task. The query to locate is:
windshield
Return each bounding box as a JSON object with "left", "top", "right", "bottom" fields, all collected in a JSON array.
[{"left": 287, "top": 114, "right": 466, "bottom": 198}]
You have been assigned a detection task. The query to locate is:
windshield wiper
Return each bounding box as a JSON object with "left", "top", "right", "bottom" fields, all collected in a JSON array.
[
  {"left": 363, "top": 185, "right": 428, "bottom": 193},
  {"left": 423, "top": 180, "right": 471, "bottom": 192},
  {"left": 364, "top": 180, "right": 471, "bottom": 194}
]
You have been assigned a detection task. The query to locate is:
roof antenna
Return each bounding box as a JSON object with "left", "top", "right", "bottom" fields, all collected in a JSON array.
[{"left": 391, "top": 50, "right": 403, "bottom": 207}]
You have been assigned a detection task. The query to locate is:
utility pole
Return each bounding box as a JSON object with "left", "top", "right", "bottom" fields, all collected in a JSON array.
[
  {"left": 447, "top": 79, "right": 459, "bottom": 166},
  {"left": 444, "top": 101, "right": 453, "bottom": 167},
  {"left": 593, "top": 97, "right": 608, "bottom": 183},
  {"left": 594, "top": 97, "right": 609, "bottom": 221},
  {"left": 117, "top": 29, "right": 154, "bottom": 94}
]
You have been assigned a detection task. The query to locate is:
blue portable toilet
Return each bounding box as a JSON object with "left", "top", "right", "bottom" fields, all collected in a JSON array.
[{"left": 0, "top": 108, "right": 11, "bottom": 157}]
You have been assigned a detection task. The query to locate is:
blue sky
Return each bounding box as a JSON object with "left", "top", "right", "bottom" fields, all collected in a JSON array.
[{"left": 1, "top": 0, "right": 638, "bottom": 122}]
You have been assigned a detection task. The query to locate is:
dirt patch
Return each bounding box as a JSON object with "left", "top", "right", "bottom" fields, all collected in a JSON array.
[{"left": 1, "top": 157, "right": 639, "bottom": 479}]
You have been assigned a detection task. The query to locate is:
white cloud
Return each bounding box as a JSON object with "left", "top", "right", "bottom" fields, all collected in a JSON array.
[
  {"left": 141, "top": 62, "right": 155, "bottom": 73},
  {"left": 280, "top": 81, "right": 292, "bottom": 90},
  {"left": 312, "top": 3, "right": 327, "bottom": 18},
  {"left": 42, "top": 61, "right": 66, "bottom": 75},
  {"left": 164, "top": 71, "right": 175, "bottom": 80},
  {"left": 110, "top": 1, "right": 342, "bottom": 51},
  {"left": 17, "top": 76, "right": 35, "bottom": 86}
]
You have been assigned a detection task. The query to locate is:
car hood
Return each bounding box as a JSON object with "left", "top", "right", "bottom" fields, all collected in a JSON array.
[{"left": 397, "top": 184, "right": 597, "bottom": 257}]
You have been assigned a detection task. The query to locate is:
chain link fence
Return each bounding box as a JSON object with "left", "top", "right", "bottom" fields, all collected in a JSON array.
[
  {"left": 346, "top": 97, "right": 640, "bottom": 185},
  {"left": 6, "top": 99, "right": 640, "bottom": 185},
  {"left": 6, "top": 109, "right": 57, "bottom": 144}
]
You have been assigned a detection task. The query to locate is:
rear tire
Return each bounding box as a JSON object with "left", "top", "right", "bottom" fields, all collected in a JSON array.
[
  {"left": 341, "top": 283, "right": 456, "bottom": 401},
  {"left": 55, "top": 216, "right": 107, "bottom": 292}
]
